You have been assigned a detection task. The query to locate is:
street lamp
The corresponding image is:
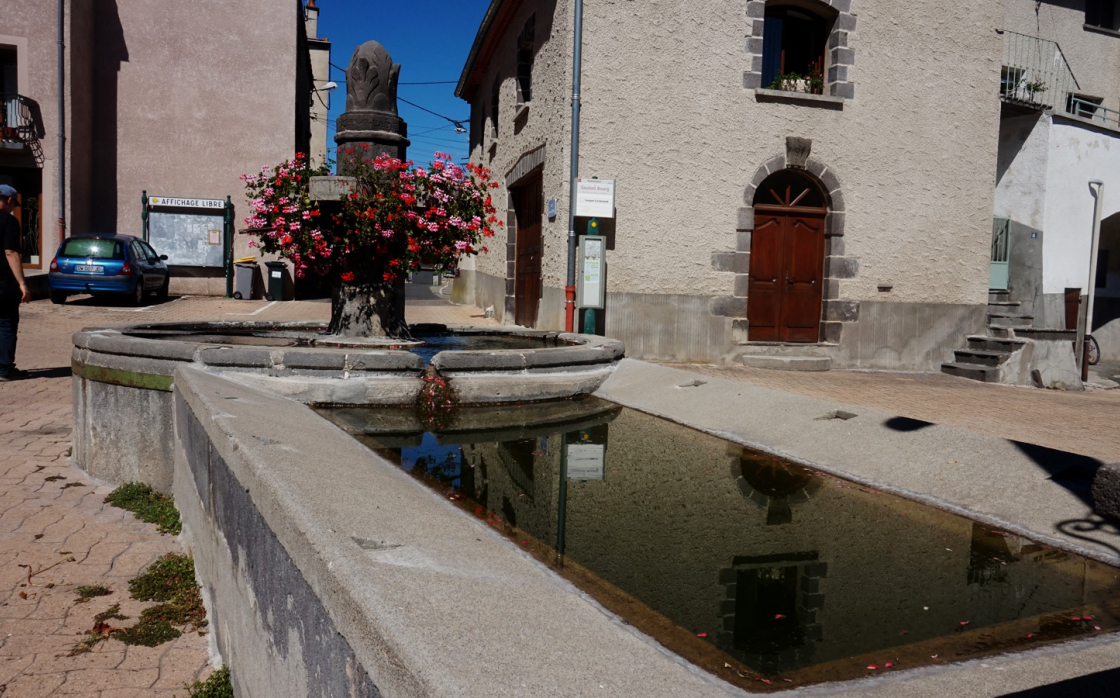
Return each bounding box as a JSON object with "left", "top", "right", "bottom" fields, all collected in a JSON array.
[{"left": 1081, "top": 179, "right": 1105, "bottom": 379}]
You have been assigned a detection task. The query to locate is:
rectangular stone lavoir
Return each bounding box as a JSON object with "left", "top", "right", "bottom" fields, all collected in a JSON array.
[{"left": 174, "top": 361, "right": 1120, "bottom": 696}]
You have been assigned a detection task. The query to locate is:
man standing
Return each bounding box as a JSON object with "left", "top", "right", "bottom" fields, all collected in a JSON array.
[{"left": 0, "top": 184, "right": 31, "bottom": 381}]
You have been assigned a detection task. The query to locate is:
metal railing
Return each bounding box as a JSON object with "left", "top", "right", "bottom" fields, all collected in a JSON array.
[
  {"left": 1, "top": 94, "right": 38, "bottom": 142},
  {"left": 0, "top": 94, "right": 44, "bottom": 164},
  {"left": 1068, "top": 95, "right": 1120, "bottom": 130},
  {"left": 999, "top": 30, "right": 1079, "bottom": 111}
]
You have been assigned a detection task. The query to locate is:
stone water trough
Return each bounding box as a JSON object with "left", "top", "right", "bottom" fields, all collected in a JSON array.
[{"left": 72, "top": 321, "right": 623, "bottom": 493}]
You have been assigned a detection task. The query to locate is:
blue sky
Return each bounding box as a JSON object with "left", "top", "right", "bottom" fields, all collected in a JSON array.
[{"left": 316, "top": 0, "right": 490, "bottom": 167}]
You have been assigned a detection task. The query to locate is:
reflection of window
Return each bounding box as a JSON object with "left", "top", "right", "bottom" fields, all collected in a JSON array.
[
  {"left": 1086, "top": 0, "right": 1120, "bottom": 31},
  {"left": 516, "top": 16, "right": 535, "bottom": 106},
  {"left": 761, "top": 4, "right": 832, "bottom": 93}
]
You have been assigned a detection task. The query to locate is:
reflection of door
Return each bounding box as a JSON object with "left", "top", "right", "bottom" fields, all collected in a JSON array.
[
  {"left": 513, "top": 173, "right": 543, "bottom": 327},
  {"left": 748, "top": 174, "right": 826, "bottom": 342}
]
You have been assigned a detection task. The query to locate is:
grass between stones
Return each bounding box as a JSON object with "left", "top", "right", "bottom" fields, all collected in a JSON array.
[
  {"left": 104, "top": 482, "right": 182, "bottom": 535},
  {"left": 69, "top": 553, "right": 207, "bottom": 654},
  {"left": 74, "top": 584, "right": 112, "bottom": 603},
  {"left": 184, "top": 666, "right": 233, "bottom": 697}
]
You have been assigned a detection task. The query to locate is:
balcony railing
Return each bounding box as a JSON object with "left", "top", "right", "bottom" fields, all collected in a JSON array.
[
  {"left": 1068, "top": 95, "right": 1120, "bottom": 131},
  {"left": 0, "top": 94, "right": 44, "bottom": 163},
  {"left": 999, "top": 30, "right": 1079, "bottom": 111}
]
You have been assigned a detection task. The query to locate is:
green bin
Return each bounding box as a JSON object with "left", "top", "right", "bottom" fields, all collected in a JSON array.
[{"left": 265, "top": 261, "right": 287, "bottom": 301}]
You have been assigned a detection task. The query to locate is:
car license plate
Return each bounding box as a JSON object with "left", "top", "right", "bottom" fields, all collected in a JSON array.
[{"left": 75, "top": 265, "right": 104, "bottom": 273}]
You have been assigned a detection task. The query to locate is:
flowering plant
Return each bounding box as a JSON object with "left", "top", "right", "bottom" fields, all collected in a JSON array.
[
  {"left": 241, "top": 150, "right": 499, "bottom": 284},
  {"left": 241, "top": 150, "right": 501, "bottom": 336}
]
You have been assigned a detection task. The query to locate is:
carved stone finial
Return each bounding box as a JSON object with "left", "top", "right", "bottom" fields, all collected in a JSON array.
[
  {"left": 345, "top": 41, "right": 400, "bottom": 115},
  {"left": 786, "top": 137, "right": 812, "bottom": 169}
]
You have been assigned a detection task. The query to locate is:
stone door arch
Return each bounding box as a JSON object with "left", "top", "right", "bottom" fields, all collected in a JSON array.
[{"left": 748, "top": 169, "right": 829, "bottom": 342}]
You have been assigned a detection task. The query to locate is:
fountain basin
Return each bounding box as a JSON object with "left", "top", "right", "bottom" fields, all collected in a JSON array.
[{"left": 71, "top": 321, "right": 623, "bottom": 492}]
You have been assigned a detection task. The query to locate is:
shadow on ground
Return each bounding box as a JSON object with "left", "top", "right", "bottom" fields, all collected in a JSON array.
[
  {"left": 26, "top": 367, "right": 72, "bottom": 379},
  {"left": 998, "top": 667, "right": 1120, "bottom": 697}
]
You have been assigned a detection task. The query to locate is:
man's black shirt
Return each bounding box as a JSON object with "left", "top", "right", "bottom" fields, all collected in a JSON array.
[{"left": 0, "top": 211, "right": 19, "bottom": 287}]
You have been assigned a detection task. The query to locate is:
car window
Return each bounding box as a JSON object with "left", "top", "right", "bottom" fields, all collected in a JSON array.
[
  {"left": 59, "top": 238, "right": 125, "bottom": 260},
  {"left": 141, "top": 242, "right": 159, "bottom": 260},
  {"left": 129, "top": 241, "right": 144, "bottom": 261}
]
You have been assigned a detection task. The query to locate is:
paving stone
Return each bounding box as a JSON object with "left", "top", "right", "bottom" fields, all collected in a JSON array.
[{"left": 0, "top": 292, "right": 498, "bottom": 697}]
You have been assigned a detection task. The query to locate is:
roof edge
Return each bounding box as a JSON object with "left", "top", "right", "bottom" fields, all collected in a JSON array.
[{"left": 455, "top": 0, "right": 507, "bottom": 101}]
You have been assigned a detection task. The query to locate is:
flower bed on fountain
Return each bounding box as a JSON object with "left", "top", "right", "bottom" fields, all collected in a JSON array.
[{"left": 71, "top": 320, "right": 623, "bottom": 493}]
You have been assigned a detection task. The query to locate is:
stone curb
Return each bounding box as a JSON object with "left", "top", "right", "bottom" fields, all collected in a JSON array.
[{"left": 1092, "top": 463, "right": 1120, "bottom": 522}]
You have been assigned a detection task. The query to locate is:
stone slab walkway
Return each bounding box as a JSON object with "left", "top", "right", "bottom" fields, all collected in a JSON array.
[
  {"left": 0, "top": 290, "right": 493, "bottom": 697},
  {"left": 667, "top": 363, "right": 1120, "bottom": 463}
]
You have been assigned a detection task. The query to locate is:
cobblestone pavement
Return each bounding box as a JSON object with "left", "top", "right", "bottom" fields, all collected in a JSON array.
[
  {"left": 666, "top": 363, "right": 1120, "bottom": 462},
  {"left": 0, "top": 290, "right": 493, "bottom": 697}
]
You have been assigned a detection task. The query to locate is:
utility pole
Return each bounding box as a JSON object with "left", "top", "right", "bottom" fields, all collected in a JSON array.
[{"left": 564, "top": 0, "right": 584, "bottom": 333}]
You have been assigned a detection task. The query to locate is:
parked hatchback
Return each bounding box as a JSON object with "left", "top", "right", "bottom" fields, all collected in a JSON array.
[{"left": 48, "top": 235, "right": 170, "bottom": 305}]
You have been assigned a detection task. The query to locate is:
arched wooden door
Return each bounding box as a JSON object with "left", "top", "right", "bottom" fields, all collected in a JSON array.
[
  {"left": 748, "top": 170, "right": 828, "bottom": 343},
  {"left": 513, "top": 172, "right": 543, "bottom": 327}
]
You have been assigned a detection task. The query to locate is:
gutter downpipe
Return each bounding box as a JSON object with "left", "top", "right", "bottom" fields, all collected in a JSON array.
[
  {"left": 1081, "top": 179, "right": 1104, "bottom": 380},
  {"left": 564, "top": 0, "right": 584, "bottom": 333},
  {"left": 57, "top": 0, "right": 67, "bottom": 241}
]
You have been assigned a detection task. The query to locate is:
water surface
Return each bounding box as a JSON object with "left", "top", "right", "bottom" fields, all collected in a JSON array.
[{"left": 319, "top": 399, "right": 1120, "bottom": 690}]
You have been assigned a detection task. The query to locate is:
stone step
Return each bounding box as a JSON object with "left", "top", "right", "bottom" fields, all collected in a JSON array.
[
  {"left": 953, "top": 349, "right": 1011, "bottom": 367},
  {"left": 989, "top": 290, "right": 1010, "bottom": 301},
  {"left": 742, "top": 355, "right": 832, "bottom": 372},
  {"left": 966, "top": 335, "right": 1028, "bottom": 353},
  {"left": 988, "top": 313, "right": 1034, "bottom": 328},
  {"left": 941, "top": 362, "right": 1000, "bottom": 382},
  {"left": 987, "top": 300, "right": 1022, "bottom": 309}
]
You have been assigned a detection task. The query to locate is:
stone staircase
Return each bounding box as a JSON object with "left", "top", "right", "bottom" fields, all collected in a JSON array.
[
  {"left": 941, "top": 291, "right": 1081, "bottom": 389},
  {"left": 941, "top": 291, "right": 1033, "bottom": 383}
]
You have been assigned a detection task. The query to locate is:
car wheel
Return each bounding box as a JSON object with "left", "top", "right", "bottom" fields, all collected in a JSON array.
[
  {"left": 49, "top": 290, "right": 66, "bottom": 305},
  {"left": 156, "top": 278, "right": 170, "bottom": 302},
  {"left": 132, "top": 277, "right": 146, "bottom": 306},
  {"left": 265, "top": 293, "right": 275, "bottom": 302}
]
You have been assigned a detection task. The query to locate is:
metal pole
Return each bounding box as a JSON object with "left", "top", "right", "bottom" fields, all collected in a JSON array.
[
  {"left": 57, "top": 0, "right": 66, "bottom": 240},
  {"left": 564, "top": 0, "right": 584, "bottom": 333},
  {"left": 556, "top": 432, "right": 568, "bottom": 563},
  {"left": 224, "top": 196, "right": 233, "bottom": 298},
  {"left": 1082, "top": 180, "right": 1104, "bottom": 378}
]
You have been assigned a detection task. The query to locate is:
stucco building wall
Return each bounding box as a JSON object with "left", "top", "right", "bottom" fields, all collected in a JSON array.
[
  {"left": 3, "top": 0, "right": 308, "bottom": 296},
  {"left": 0, "top": 0, "right": 71, "bottom": 270},
  {"left": 459, "top": 0, "right": 1003, "bottom": 367},
  {"left": 1003, "top": 0, "right": 1120, "bottom": 112}
]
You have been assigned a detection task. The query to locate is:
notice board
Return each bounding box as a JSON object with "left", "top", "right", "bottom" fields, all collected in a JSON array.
[{"left": 145, "top": 196, "right": 227, "bottom": 268}]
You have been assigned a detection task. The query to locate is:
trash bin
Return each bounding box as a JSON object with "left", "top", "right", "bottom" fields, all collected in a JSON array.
[
  {"left": 264, "top": 261, "right": 287, "bottom": 301},
  {"left": 233, "top": 262, "right": 257, "bottom": 300}
]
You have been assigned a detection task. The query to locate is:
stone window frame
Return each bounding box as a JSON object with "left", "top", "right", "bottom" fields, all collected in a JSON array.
[
  {"left": 515, "top": 15, "right": 536, "bottom": 112},
  {"left": 743, "top": 0, "right": 857, "bottom": 100},
  {"left": 711, "top": 151, "right": 859, "bottom": 345},
  {"left": 502, "top": 145, "right": 547, "bottom": 319}
]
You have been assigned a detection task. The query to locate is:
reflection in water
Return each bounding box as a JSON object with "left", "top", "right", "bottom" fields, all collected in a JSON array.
[{"left": 318, "top": 400, "right": 1120, "bottom": 689}]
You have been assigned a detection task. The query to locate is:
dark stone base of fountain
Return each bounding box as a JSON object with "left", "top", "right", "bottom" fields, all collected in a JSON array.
[{"left": 336, "top": 112, "right": 410, "bottom": 163}]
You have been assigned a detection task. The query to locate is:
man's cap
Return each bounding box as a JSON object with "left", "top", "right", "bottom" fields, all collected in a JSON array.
[{"left": 0, "top": 184, "right": 17, "bottom": 199}]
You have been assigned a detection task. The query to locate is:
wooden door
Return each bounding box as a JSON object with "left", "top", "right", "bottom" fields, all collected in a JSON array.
[
  {"left": 748, "top": 171, "right": 827, "bottom": 343},
  {"left": 514, "top": 174, "right": 543, "bottom": 327}
]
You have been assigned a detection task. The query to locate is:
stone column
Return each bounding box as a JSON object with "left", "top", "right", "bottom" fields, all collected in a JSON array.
[{"left": 334, "top": 40, "right": 410, "bottom": 175}]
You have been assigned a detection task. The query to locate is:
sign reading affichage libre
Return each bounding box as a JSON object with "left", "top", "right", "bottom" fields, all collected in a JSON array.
[
  {"left": 148, "top": 196, "right": 225, "bottom": 210},
  {"left": 575, "top": 178, "right": 615, "bottom": 218}
]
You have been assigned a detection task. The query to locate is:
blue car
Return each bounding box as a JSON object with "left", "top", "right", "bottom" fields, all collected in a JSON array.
[{"left": 48, "top": 234, "right": 170, "bottom": 305}]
